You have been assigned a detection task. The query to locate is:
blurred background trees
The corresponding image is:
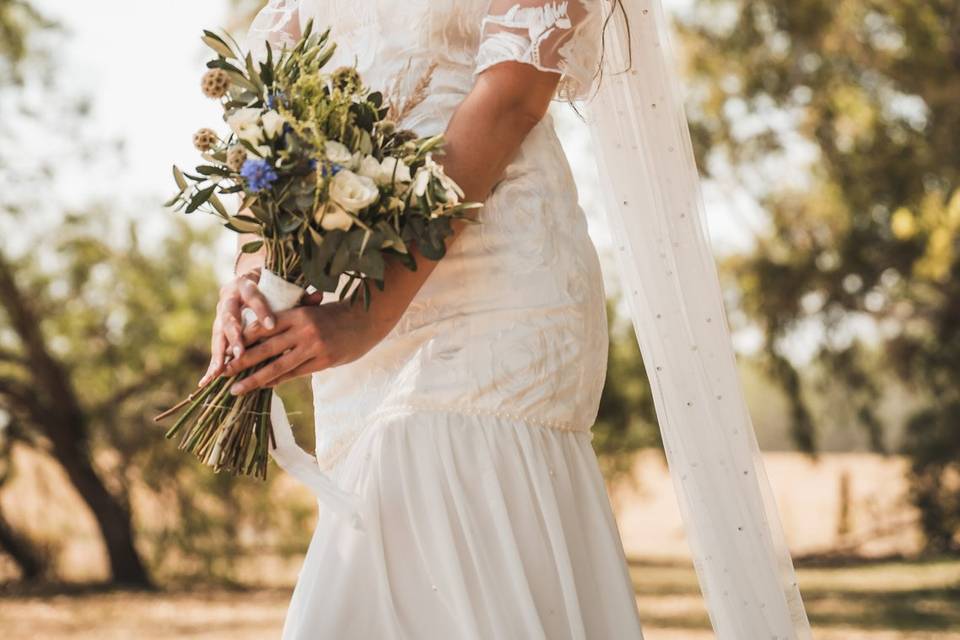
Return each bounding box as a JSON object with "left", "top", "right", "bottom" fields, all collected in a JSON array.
[
  {"left": 0, "top": 0, "right": 317, "bottom": 585},
  {"left": 676, "top": 0, "right": 960, "bottom": 552}
]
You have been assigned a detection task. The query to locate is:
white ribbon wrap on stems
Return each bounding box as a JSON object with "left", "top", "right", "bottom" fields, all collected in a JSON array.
[
  {"left": 242, "top": 268, "right": 365, "bottom": 532},
  {"left": 582, "top": 1, "right": 811, "bottom": 638}
]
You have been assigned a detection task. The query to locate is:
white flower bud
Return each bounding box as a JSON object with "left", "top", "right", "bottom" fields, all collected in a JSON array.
[
  {"left": 316, "top": 202, "right": 355, "bottom": 231},
  {"left": 261, "top": 110, "right": 286, "bottom": 138},
  {"left": 324, "top": 140, "right": 353, "bottom": 165}
]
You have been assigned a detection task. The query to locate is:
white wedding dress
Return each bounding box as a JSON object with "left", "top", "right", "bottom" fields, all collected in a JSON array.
[{"left": 246, "top": 1, "right": 647, "bottom": 638}]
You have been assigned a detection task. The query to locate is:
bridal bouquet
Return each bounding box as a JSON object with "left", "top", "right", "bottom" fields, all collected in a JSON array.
[{"left": 155, "top": 20, "right": 480, "bottom": 479}]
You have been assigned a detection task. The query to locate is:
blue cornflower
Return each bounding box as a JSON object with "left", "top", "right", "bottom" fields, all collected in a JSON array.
[
  {"left": 266, "top": 91, "right": 287, "bottom": 110},
  {"left": 320, "top": 162, "right": 343, "bottom": 177},
  {"left": 240, "top": 158, "right": 278, "bottom": 192}
]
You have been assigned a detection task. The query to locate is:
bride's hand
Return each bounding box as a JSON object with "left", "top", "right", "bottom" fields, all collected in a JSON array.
[
  {"left": 222, "top": 299, "right": 382, "bottom": 395},
  {"left": 197, "top": 268, "right": 277, "bottom": 388}
]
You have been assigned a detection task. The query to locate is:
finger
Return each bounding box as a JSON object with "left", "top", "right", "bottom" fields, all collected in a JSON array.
[
  {"left": 265, "top": 357, "right": 320, "bottom": 388},
  {"left": 223, "top": 331, "right": 298, "bottom": 376},
  {"left": 230, "top": 349, "right": 308, "bottom": 395},
  {"left": 241, "top": 306, "right": 295, "bottom": 345},
  {"left": 238, "top": 278, "right": 276, "bottom": 330},
  {"left": 301, "top": 291, "right": 324, "bottom": 305},
  {"left": 199, "top": 322, "right": 227, "bottom": 386},
  {"left": 221, "top": 312, "right": 246, "bottom": 360},
  {"left": 220, "top": 294, "right": 247, "bottom": 358}
]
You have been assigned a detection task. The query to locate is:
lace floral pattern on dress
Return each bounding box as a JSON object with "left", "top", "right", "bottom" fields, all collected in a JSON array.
[
  {"left": 473, "top": 1, "right": 603, "bottom": 101},
  {"left": 244, "top": 0, "right": 302, "bottom": 61}
]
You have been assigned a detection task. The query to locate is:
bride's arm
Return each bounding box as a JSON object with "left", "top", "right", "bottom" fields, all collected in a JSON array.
[{"left": 224, "top": 61, "right": 563, "bottom": 394}]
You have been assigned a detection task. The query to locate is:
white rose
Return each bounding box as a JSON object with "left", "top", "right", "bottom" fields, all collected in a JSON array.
[
  {"left": 324, "top": 140, "right": 353, "bottom": 165},
  {"left": 349, "top": 150, "right": 366, "bottom": 171},
  {"left": 378, "top": 157, "right": 412, "bottom": 185},
  {"left": 316, "top": 202, "right": 355, "bottom": 231},
  {"left": 329, "top": 169, "right": 380, "bottom": 212},
  {"left": 357, "top": 155, "right": 382, "bottom": 182},
  {"left": 226, "top": 108, "right": 263, "bottom": 145},
  {"left": 261, "top": 110, "right": 286, "bottom": 138}
]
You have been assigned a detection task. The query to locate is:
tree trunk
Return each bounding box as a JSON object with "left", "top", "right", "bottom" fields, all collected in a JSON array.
[
  {"left": 52, "top": 438, "right": 152, "bottom": 587},
  {"left": 0, "top": 509, "right": 46, "bottom": 580},
  {"left": 0, "top": 254, "right": 152, "bottom": 587}
]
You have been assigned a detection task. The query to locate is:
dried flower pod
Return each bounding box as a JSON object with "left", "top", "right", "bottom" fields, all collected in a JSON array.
[
  {"left": 331, "top": 66, "right": 361, "bottom": 92},
  {"left": 201, "top": 68, "right": 231, "bottom": 99},
  {"left": 377, "top": 119, "right": 397, "bottom": 136},
  {"left": 226, "top": 145, "right": 247, "bottom": 172},
  {"left": 393, "top": 129, "right": 418, "bottom": 144},
  {"left": 193, "top": 128, "right": 219, "bottom": 152}
]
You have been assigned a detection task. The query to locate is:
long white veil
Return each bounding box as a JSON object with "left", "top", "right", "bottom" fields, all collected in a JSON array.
[{"left": 582, "top": 1, "right": 812, "bottom": 637}]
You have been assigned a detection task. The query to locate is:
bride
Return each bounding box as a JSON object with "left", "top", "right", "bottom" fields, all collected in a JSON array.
[{"left": 199, "top": 0, "right": 813, "bottom": 638}]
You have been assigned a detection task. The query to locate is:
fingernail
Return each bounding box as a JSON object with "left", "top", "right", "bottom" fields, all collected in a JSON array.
[
  {"left": 230, "top": 384, "right": 242, "bottom": 395},
  {"left": 232, "top": 345, "right": 242, "bottom": 358},
  {"left": 264, "top": 316, "right": 275, "bottom": 329}
]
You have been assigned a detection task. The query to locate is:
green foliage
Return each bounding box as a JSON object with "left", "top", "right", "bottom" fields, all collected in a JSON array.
[
  {"left": 0, "top": 0, "right": 52, "bottom": 83},
  {"left": 0, "top": 210, "right": 320, "bottom": 581},
  {"left": 680, "top": 0, "right": 960, "bottom": 550},
  {"left": 593, "top": 299, "right": 661, "bottom": 481}
]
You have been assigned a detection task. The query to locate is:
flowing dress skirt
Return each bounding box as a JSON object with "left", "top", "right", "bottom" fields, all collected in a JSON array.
[{"left": 281, "top": 407, "right": 646, "bottom": 639}]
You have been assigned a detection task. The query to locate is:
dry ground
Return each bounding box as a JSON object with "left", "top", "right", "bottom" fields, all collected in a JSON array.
[
  {"left": 1, "top": 558, "right": 957, "bottom": 639},
  {"left": 1, "top": 452, "right": 956, "bottom": 637}
]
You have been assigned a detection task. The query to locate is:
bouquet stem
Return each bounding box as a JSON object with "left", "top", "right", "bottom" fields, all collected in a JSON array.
[{"left": 154, "top": 268, "right": 305, "bottom": 480}]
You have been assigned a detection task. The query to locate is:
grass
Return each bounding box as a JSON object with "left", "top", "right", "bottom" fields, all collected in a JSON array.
[
  {"left": 1, "top": 557, "right": 957, "bottom": 639},
  {"left": 629, "top": 556, "right": 960, "bottom": 638}
]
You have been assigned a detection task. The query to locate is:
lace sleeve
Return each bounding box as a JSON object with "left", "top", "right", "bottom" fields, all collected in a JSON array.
[
  {"left": 473, "top": 1, "right": 605, "bottom": 102},
  {"left": 244, "top": 0, "right": 302, "bottom": 63}
]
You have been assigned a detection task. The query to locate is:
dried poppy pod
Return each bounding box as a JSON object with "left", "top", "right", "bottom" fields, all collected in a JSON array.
[
  {"left": 201, "top": 68, "right": 231, "bottom": 99},
  {"left": 193, "top": 128, "right": 219, "bottom": 152},
  {"left": 226, "top": 145, "right": 247, "bottom": 172}
]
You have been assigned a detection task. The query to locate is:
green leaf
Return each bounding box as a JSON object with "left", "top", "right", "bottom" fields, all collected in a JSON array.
[
  {"left": 329, "top": 238, "right": 351, "bottom": 275},
  {"left": 241, "top": 240, "right": 263, "bottom": 254},
  {"left": 301, "top": 241, "right": 340, "bottom": 292},
  {"left": 172, "top": 165, "right": 188, "bottom": 191},
  {"left": 224, "top": 70, "right": 258, "bottom": 93},
  {"left": 163, "top": 192, "right": 183, "bottom": 208},
  {"left": 357, "top": 249, "right": 385, "bottom": 280},
  {"left": 201, "top": 34, "right": 235, "bottom": 60},
  {"left": 208, "top": 192, "right": 229, "bottom": 219},
  {"left": 260, "top": 42, "right": 274, "bottom": 86},
  {"left": 418, "top": 134, "right": 445, "bottom": 154},
  {"left": 207, "top": 58, "right": 244, "bottom": 74},
  {"left": 186, "top": 185, "right": 216, "bottom": 214},
  {"left": 244, "top": 51, "right": 264, "bottom": 93},
  {"left": 196, "top": 164, "right": 230, "bottom": 177}
]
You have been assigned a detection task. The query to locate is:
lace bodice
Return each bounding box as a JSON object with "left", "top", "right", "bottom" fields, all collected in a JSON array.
[
  {"left": 244, "top": 0, "right": 610, "bottom": 467},
  {"left": 246, "top": 0, "right": 605, "bottom": 103}
]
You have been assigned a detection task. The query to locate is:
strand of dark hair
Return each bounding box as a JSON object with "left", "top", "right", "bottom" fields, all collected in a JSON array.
[{"left": 567, "top": 0, "right": 633, "bottom": 120}]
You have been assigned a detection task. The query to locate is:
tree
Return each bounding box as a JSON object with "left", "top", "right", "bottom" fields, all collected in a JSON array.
[
  {"left": 0, "top": 213, "right": 229, "bottom": 586},
  {"left": 678, "top": 0, "right": 960, "bottom": 550}
]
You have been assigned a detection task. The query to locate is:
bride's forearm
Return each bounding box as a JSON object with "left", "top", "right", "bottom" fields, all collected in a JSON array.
[{"left": 358, "top": 63, "right": 561, "bottom": 340}]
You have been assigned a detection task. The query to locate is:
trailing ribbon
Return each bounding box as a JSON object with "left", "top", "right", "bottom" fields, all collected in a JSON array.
[{"left": 243, "top": 268, "right": 366, "bottom": 532}]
